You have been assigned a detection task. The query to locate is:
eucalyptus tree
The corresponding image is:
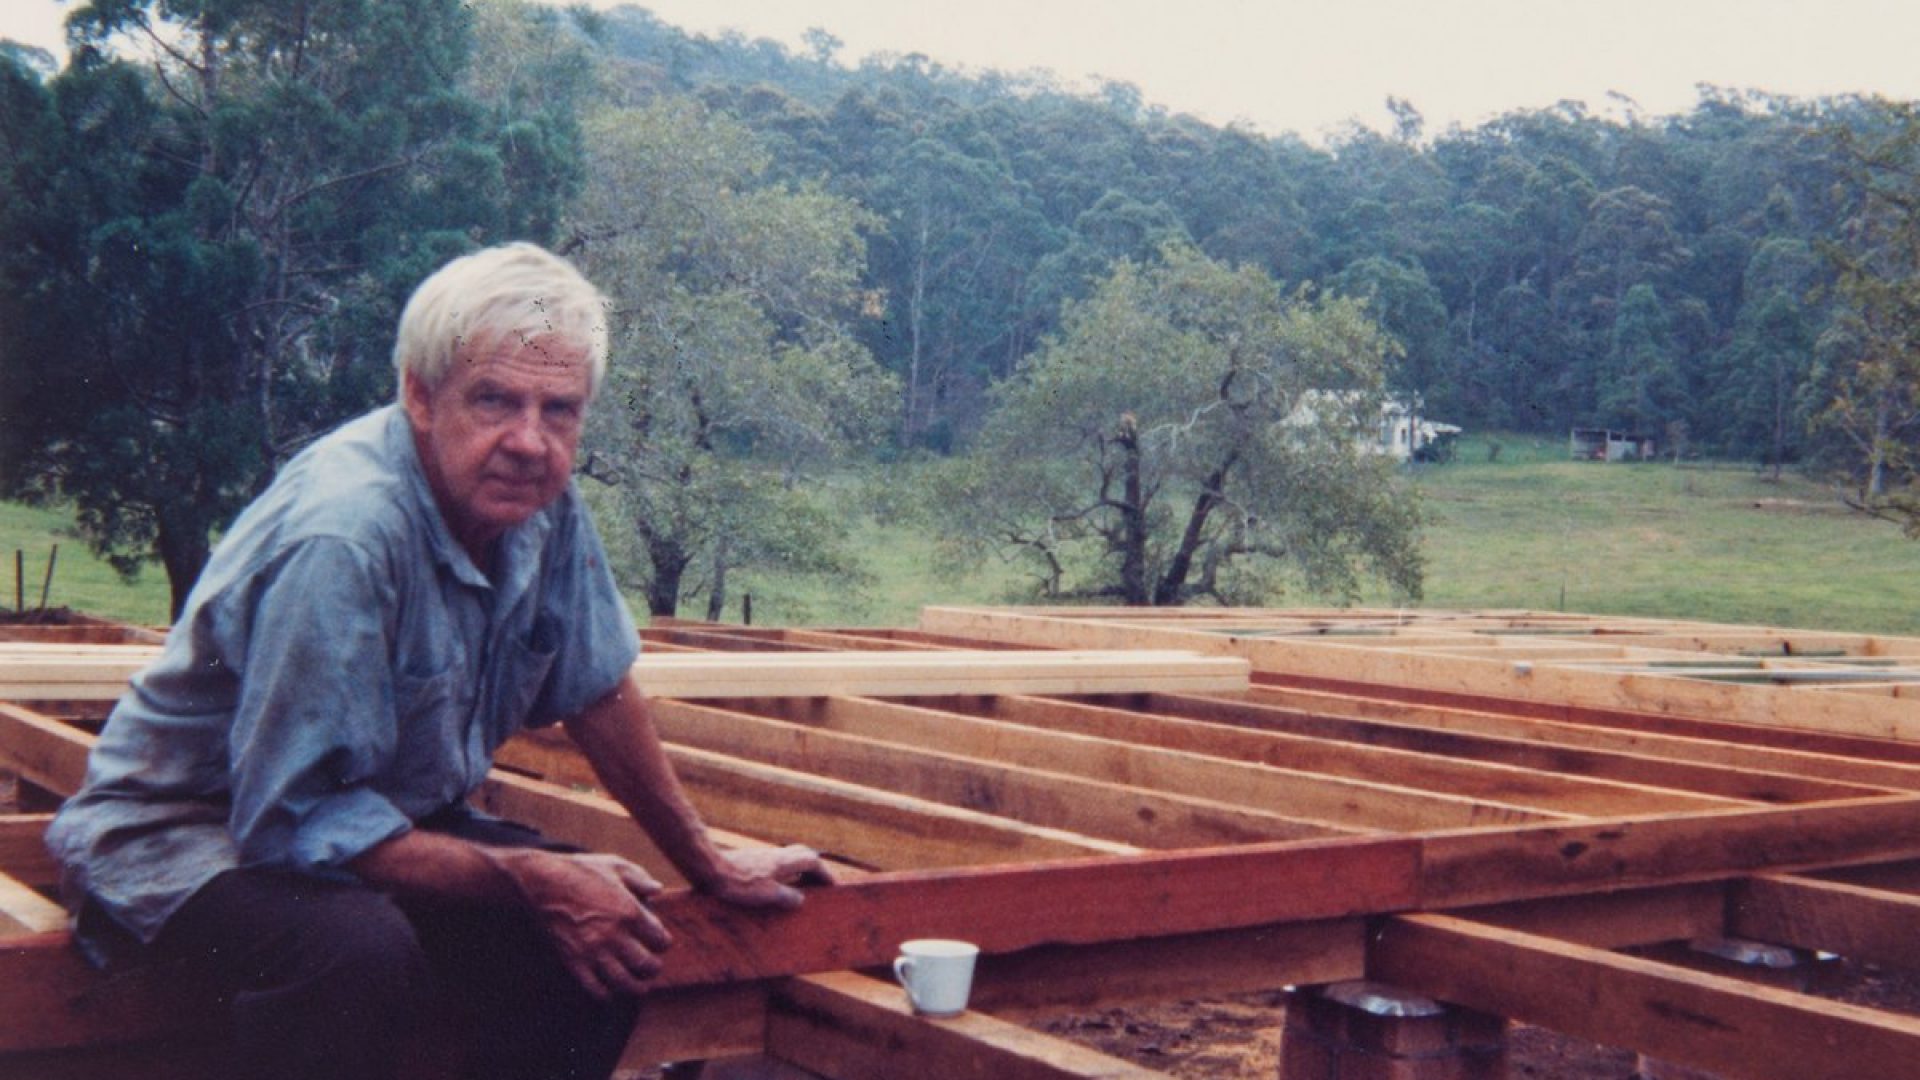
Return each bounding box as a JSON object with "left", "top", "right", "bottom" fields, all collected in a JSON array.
[
  {"left": 565, "top": 98, "right": 896, "bottom": 617},
  {"left": 1330, "top": 256, "right": 1454, "bottom": 415},
  {"left": 0, "top": 0, "right": 583, "bottom": 616},
  {"left": 1809, "top": 100, "right": 1920, "bottom": 531},
  {"left": 941, "top": 244, "right": 1423, "bottom": 607}
]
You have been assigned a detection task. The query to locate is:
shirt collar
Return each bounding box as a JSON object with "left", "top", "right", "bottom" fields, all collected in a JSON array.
[{"left": 385, "top": 405, "right": 499, "bottom": 591}]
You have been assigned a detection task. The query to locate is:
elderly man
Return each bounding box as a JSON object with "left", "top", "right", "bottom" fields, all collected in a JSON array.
[{"left": 46, "top": 244, "right": 826, "bottom": 1080}]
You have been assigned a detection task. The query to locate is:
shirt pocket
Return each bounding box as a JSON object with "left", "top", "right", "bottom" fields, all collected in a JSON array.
[
  {"left": 482, "top": 617, "right": 560, "bottom": 754},
  {"left": 389, "top": 660, "right": 472, "bottom": 808}
]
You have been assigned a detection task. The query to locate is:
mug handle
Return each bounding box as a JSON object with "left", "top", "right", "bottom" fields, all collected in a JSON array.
[{"left": 892, "top": 956, "right": 915, "bottom": 989}]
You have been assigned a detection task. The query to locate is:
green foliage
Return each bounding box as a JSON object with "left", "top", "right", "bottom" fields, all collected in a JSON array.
[
  {"left": 568, "top": 98, "right": 895, "bottom": 616},
  {"left": 1809, "top": 99, "right": 1920, "bottom": 535},
  {"left": 0, "top": 0, "right": 589, "bottom": 615},
  {"left": 942, "top": 244, "right": 1424, "bottom": 606}
]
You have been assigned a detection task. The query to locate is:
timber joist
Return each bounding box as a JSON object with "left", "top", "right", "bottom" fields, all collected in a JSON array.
[{"left": 11, "top": 611, "right": 1920, "bottom": 1076}]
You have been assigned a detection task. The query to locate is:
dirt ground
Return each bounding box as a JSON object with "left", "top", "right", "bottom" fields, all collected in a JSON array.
[{"left": 1033, "top": 961, "right": 1920, "bottom": 1078}]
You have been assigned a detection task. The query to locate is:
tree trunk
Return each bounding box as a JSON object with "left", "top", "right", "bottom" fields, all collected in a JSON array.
[
  {"left": 1155, "top": 454, "right": 1236, "bottom": 606},
  {"left": 1115, "top": 418, "right": 1150, "bottom": 606},
  {"left": 705, "top": 538, "right": 730, "bottom": 623},
  {"left": 156, "top": 514, "right": 212, "bottom": 623},
  {"left": 645, "top": 536, "right": 689, "bottom": 618}
]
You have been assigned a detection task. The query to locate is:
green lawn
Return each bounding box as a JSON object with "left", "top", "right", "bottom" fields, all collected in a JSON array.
[
  {"left": 0, "top": 501, "right": 173, "bottom": 627},
  {"left": 7, "top": 441, "right": 1918, "bottom": 635},
  {"left": 1405, "top": 436, "right": 1920, "bottom": 635}
]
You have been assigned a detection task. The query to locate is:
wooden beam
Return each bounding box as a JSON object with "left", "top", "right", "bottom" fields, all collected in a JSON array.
[
  {"left": 0, "top": 646, "right": 1252, "bottom": 702},
  {"left": 1420, "top": 797, "right": 1920, "bottom": 907},
  {"left": 1236, "top": 682, "right": 1920, "bottom": 794},
  {"left": 650, "top": 699, "right": 1349, "bottom": 848},
  {"left": 0, "top": 703, "right": 92, "bottom": 793},
  {"left": 0, "top": 920, "right": 1363, "bottom": 1066},
  {"left": 622, "top": 982, "right": 772, "bottom": 1064},
  {"left": 767, "top": 971, "right": 1165, "bottom": 1080},
  {"left": 1369, "top": 912, "right": 1920, "bottom": 1080},
  {"left": 0, "top": 871, "right": 65, "bottom": 936},
  {"left": 0, "top": 813, "right": 58, "bottom": 888},
  {"left": 1729, "top": 874, "right": 1920, "bottom": 971},
  {"left": 471, "top": 771, "right": 689, "bottom": 886},
  {"left": 498, "top": 730, "right": 1140, "bottom": 866},
  {"left": 1154, "top": 687, "right": 1897, "bottom": 803},
  {"left": 762, "top": 695, "right": 1566, "bottom": 830},
  {"left": 634, "top": 648, "right": 1250, "bottom": 699},
  {"left": 969, "top": 918, "right": 1365, "bottom": 1017},
  {"left": 0, "top": 932, "right": 213, "bottom": 1052},
  {"left": 0, "top": 838, "right": 1414, "bottom": 1053},
  {"left": 1451, "top": 881, "right": 1727, "bottom": 948},
  {"left": 919, "top": 606, "right": 1920, "bottom": 744},
  {"left": 642, "top": 835, "right": 1419, "bottom": 990},
  {"left": 914, "top": 692, "right": 1752, "bottom": 817}
]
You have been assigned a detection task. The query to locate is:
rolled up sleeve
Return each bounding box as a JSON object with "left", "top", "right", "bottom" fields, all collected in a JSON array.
[{"left": 220, "top": 539, "right": 413, "bottom": 873}]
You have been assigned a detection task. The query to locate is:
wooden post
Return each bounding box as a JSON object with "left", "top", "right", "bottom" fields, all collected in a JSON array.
[{"left": 37, "top": 547, "right": 56, "bottom": 613}]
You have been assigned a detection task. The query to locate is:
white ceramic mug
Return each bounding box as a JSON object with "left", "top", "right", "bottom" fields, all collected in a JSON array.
[{"left": 892, "top": 938, "right": 980, "bottom": 1017}]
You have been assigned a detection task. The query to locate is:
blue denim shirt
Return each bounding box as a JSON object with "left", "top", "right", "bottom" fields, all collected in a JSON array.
[{"left": 46, "top": 405, "right": 641, "bottom": 943}]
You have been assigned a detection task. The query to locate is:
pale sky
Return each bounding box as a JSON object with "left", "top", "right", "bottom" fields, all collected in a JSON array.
[{"left": 6, "top": 0, "right": 1920, "bottom": 141}]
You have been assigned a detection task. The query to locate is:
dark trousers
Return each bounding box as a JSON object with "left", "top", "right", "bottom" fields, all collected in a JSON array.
[{"left": 131, "top": 813, "right": 640, "bottom": 1080}]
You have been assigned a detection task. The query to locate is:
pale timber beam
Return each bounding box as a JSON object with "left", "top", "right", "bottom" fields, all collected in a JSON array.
[
  {"left": 1369, "top": 912, "right": 1920, "bottom": 1080},
  {"left": 751, "top": 694, "right": 1565, "bottom": 829},
  {"left": 0, "top": 646, "right": 1253, "bottom": 702},
  {"left": 633, "top": 649, "right": 1250, "bottom": 699},
  {"left": 498, "top": 729, "right": 1139, "bottom": 866},
  {"left": 0, "top": 703, "right": 91, "bottom": 792},
  {"left": 1215, "top": 685, "right": 1911, "bottom": 799},
  {"left": 1249, "top": 671, "right": 1920, "bottom": 765},
  {"left": 767, "top": 971, "right": 1165, "bottom": 1080},
  {"left": 1419, "top": 797, "right": 1920, "bottom": 908},
  {"left": 919, "top": 606, "right": 1920, "bottom": 745},
  {"left": 0, "top": 871, "right": 65, "bottom": 936},
  {"left": 1234, "top": 684, "right": 1920, "bottom": 794},
  {"left": 1729, "top": 874, "right": 1920, "bottom": 971},
  {"left": 909, "top": 691, "right": 1756, "bottom": 816},
  {"left": 649, "top": 699, "right": 1351, "bottom": 847}
]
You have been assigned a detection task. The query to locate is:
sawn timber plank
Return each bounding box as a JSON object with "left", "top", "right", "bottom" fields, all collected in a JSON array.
[
  {"left": 768, "top": 971, "right": 1164, "bottom": 1080},
  {"left": 1370, "top": 912, "right": 1920, "bottom": 1080}
]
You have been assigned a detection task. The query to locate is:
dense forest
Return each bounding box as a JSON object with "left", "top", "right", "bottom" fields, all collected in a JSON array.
[
  {"left": 598, "top": 10, "right": 1895, "bottom": 458},
  {"left": 3, "top": 1, "right": 1919, "bottom": 616}
]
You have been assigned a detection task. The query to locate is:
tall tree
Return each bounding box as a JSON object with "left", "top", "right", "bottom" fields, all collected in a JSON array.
[
  {"left": 1809, "top": 100, "right": 1920, "bottom": 532},
  {"left": 0, "top": 0, "right": 583, "bottom": 615},
  {"left": 1331, "top": 256, "right": 1454, "bottom": 415},
  {"left": 940, "top": 244, "right": 1423, "bottom": 606},
  {"left": 566, "top": 98, "right": 895, "bottom": 617}
]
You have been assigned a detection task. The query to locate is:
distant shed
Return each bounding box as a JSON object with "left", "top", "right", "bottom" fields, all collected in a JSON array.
[{"left": 1570, "top": 427, "right": 1655, "bottom": 461}]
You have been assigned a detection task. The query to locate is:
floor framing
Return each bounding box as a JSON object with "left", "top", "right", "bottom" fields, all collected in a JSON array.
[{"left": 7, "top": 607, "right": 1920, "bottom": 1077}]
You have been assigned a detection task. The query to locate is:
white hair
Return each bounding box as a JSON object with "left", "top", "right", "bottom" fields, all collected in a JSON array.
[{"left": 392, "top": 243, "right": 610, "bottom": 400}]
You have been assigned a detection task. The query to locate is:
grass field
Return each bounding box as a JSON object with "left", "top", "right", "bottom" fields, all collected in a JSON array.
[
  {"left": 5, "top": 436, "right": 1917, "bottom": 634},
  {"left": 0, "top": 501, "right": 173, "bottom": 627},
  {"left": 1406, "top": 435, "right": 1920, "bottom": 634}
]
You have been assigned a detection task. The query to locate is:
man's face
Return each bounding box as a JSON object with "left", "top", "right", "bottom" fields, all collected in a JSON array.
[{"left": 404, "top": 332, "right": 593, "bottom": 561}]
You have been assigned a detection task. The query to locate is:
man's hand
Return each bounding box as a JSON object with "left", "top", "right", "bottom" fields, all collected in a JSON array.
[
  {"left": 701, "top": 844, "right": 837, "bottom": 910},
  {"left": 495, "top": 849, "right": 673, "bottom": 999}
]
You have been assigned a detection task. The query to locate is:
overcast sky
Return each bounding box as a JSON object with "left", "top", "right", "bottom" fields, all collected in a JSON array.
[{"left": 6, "top": 1, "right": 1920, "bottom": 141}]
